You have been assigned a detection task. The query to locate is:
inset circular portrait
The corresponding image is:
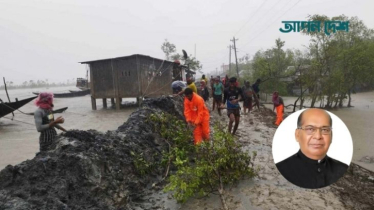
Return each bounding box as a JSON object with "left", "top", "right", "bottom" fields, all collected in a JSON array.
[{"left": 272, "top": 108, "right": 353, "bottom": 189}]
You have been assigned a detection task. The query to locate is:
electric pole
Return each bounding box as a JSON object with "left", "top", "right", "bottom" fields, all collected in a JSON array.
[
  {"left": 194, "top": 44, "right": 196, "bottom": 59},
  {"left": 228, "top": 45, "right": 231, "bottom": 75},
  {"left": 231, "top": 37, "right": 239, "bottom": 78}
]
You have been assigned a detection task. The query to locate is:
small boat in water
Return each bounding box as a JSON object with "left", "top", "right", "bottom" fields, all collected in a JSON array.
[
  {"left": 0, "top": 96, "right": 37, "bottom": 118},
  {"left": 33, "top": 89, "right": 90, "bottom": 98}
]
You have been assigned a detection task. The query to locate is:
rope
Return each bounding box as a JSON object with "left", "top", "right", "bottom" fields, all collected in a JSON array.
[
  {"left": 142, "top": 79, "right": 174, "bottom": 98},
  {"left": 142, "top": 59, "right": 174, "bottom": 97}
]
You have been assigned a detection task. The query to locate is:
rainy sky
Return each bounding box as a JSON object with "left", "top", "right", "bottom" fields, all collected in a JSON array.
[{"left": 0, "top": 0, "right": 372, "bottom": 84}]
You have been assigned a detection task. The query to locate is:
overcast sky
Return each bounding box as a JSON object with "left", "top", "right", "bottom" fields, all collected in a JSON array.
[{"left": 0, "top": 0, "right": 372, "bottom": 84}]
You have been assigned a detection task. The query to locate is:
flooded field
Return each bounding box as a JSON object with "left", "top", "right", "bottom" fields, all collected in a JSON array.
[{"left": 0, "top": 86, "right": 137, "bottom": 170}]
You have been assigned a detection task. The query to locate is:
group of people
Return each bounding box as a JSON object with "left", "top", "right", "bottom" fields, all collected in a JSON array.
[
  {"left": 172, "top": 74, "right": 285, "bottom": 145},
  {"left": 33, "top": 76, "right": 283, "bottom": 151}
]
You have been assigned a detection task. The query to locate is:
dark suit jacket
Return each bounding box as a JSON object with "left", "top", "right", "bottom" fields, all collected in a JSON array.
[{"left": 276, "top": 150, "right": 348, "bottom": 189}]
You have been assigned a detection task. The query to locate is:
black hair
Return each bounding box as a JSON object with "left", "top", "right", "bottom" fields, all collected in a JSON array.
[
  {"left": 229, "top": 77, "right": 237, "bottom": 83},
  {"left": 256, "top": 78, "right": 261, "bottom": 83},
  {"left": 297, "top": 109, "right": 333, "bottom": 127},
  {"left": 184, "top": 88, "right": 193, "bottom": 95}
]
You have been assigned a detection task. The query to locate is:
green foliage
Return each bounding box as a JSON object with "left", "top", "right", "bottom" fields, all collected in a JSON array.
[
  {"left": 250, "top": 15, "right": 374, "bottom": 108},
  {"left": 161, "top": 39, "right": 176, "bottom": 60},
  {"left": 130, "top": 151, "right": 153, "bottom": 177},
  {"left": 164, "top": 123, "right": 256, "bottom": 203},
  {"left": 251, "top": 38, "right": 293, "bottom": 94},
  {"left": 145, "top": 113, "right": 256, "bottom": 206},
  {"left": 161, "top": 39, "right": 203, "bottom": 72}
]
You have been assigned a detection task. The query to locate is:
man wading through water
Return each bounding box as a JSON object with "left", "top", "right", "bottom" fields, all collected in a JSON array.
[
  {"left": 184, "top": 88, "right": 210, "bottom": 145},
  {"left": 34, "top": 93, "right": 66, "bottom": 152},
  {"left": 222, "top": 77, "right": 242, "bottom": 135}
]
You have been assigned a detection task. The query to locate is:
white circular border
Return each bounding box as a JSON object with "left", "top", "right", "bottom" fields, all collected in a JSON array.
[{"left": 272, "top": 109, "right": 353, "bottom": 165}]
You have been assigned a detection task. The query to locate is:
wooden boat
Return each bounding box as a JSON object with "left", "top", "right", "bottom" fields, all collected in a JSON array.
[
  {"left": 33, "top": 89, "right": 90, "bottom": 98},
  {"left": 27, "top": 107, "right": 68, "bottom": 115},
  {"left": 0, "top": 96, "right": 37, "bottom": 118}
]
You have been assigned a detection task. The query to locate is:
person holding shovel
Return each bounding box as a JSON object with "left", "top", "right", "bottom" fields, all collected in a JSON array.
[{"left": 221, "top": 77, "right": 242, "bottom": 135}]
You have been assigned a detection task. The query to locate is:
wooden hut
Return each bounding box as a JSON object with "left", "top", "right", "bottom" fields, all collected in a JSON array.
[{"left": 80, "top": 54, "right": 192, "bottom": 110}]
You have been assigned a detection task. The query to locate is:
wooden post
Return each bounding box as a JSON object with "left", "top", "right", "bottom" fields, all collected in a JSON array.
[
  {"left": 116, "top": 97, "right": 121, "bottom": 110},
  {"left": 102, "top": 98, "right": 107, "bottom": 108},
  {"left": 3, "top": 77, "right": 14, "bottom": 117},
  {"left": 91, "top": 96, "right": 97, "bottom": 110},
  {"left": 111, "top": 98, "right": 115, "bottom": 106},
  {"left": 137, "top": 97, "right": 143, "bottom": 106}
]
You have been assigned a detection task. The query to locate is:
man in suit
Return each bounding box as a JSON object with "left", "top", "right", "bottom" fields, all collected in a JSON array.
[{"left": 276, "top": 108, "right": 348, "bottom": 189}]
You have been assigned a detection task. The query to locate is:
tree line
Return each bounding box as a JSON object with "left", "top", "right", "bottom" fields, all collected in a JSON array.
[
  {"left": 231, "top": 15, "right": 374, "bottom": 109},
  {"left": 0, "top": 79, "right": 76, "bottom": 90}
]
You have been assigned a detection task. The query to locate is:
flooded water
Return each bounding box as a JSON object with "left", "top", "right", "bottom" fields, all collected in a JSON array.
[
  {"left": 0, "top": 86, "right": 137, "bottom": 170},
  {"left": 1, "top": 88, "right": 374, "bottom": 172},
  {"left": 263, "top": 91, "right": 374, "bottom": 172}
]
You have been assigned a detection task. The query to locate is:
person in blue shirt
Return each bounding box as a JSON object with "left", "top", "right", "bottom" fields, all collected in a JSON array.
[{"left": 222, "top": 77, "right": 243, "bottom": 135}]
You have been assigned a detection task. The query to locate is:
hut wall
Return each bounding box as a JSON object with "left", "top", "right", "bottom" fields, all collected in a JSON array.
[
  {"left": 114, "top": 57, "right": 140, "bottom": 98},
  {"left": 137, "top": 55, "right": 173, "bottom": 97},
  {"left": 87, "top": 55, "right": 173, "bottom": 99},
  {"left": 90, "top": 61, "right": 116, "bottom": 98}
]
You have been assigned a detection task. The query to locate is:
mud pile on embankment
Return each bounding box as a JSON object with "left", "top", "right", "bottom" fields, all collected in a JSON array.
[{"left": 0, "top": 96, "right": 184, "bottom": 210}]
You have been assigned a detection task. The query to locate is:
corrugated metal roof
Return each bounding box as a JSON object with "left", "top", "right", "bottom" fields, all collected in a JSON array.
[{"left": 79, "top": 54, "right": 175, "bottom": 64}]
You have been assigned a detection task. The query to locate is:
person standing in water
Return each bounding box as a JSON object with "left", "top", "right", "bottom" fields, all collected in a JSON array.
[{"left": 34, "top": 92, "right": 66, "bottom": 152}]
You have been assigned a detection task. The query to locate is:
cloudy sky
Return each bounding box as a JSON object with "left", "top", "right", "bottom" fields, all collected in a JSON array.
[{"left": 0, "top": 0, "right": 372, "bottom": 84}]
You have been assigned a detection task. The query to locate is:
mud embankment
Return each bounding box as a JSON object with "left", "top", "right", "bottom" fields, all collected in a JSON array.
[
  {"left": 0, "top": 96, "right": 184, "bottom": 210},
  {"left": 1, "top": 96, "right": 373, "bottom": 210}
]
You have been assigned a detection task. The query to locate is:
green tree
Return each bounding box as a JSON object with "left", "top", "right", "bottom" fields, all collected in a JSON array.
[
  {"left": 161, "top": 40, "right": 203, "bottom": 72},
  {"left": 161, "top": 39, "right": 176, "bottom": 60}
]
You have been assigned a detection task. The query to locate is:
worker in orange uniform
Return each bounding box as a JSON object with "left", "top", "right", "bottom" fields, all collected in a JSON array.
[
  {"left": 272, "top": 91, "right": 284, "bottom": 126},
  {"left": 184, "top": 87, "right": 210, "bottom": 145}
]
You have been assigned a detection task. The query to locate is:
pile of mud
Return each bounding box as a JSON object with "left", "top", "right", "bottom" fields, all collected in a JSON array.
[
  {"left": 331, "top": 163, "right": 374, "bottom": 209},
  {"left": 0, "top": 96, "right": 184, "bottom": 210}
]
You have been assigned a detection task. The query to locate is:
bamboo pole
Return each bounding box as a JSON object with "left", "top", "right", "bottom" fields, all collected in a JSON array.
[{"left": 3, "top": 77, "right": 14, "bottom": 117}]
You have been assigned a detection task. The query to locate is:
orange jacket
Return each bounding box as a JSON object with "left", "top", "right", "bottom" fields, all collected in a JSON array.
[{"left": 184, "top": 92, "right": 209, "bottom": 125}]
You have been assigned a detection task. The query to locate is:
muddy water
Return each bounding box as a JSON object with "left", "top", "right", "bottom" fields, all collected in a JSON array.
[{"left": 0, "top": 86, "right": 137, "bottom": 170}]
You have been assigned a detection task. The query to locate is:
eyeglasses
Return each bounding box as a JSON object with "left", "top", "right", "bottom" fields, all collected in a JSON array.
[{"left": 297, "top": 126, "right": 332, "bottom": 135}]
